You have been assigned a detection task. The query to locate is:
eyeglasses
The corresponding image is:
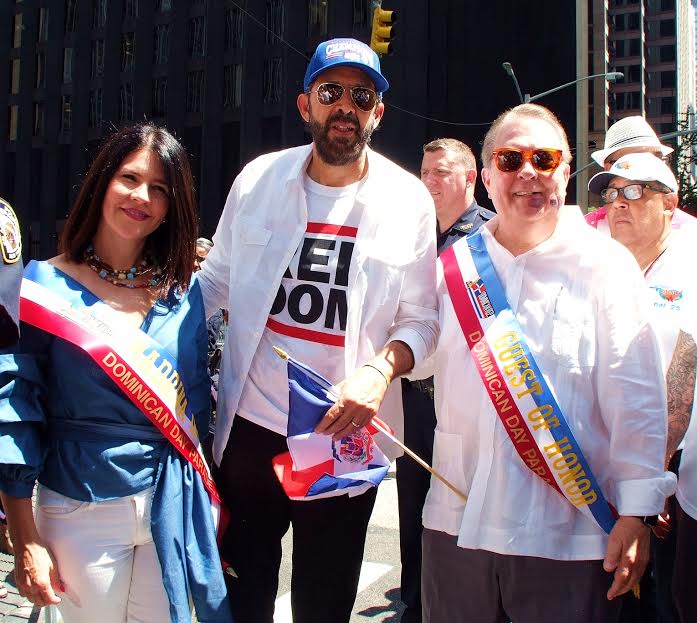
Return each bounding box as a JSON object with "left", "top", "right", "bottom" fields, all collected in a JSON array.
[
  {"left": 492, "top": 148, "right": 563, "bottom": 174},
  {"left": 600, "top": 183, "right": 671, "bottom": 203},
  {"left": 308, "top": 82, "right": 379, "bottom": 112}
]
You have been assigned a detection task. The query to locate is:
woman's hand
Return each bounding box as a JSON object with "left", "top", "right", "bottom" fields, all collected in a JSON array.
[
  {"left": 14, "top": 539, "right": 62, "bottom": 606},
  {"left": 0, "top": 493, "right": 62, "bottom": 606}
]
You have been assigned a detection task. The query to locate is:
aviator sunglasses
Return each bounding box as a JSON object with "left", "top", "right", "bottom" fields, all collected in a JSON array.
[
  {"left": 492, "top": 148, "right": 563, "bottom": 174},
  {"left": 308, "top": 82, "right": 380, "bottom": 112},
  {"left": 600, "top": 183, "right": 671, "bottom": 203}
]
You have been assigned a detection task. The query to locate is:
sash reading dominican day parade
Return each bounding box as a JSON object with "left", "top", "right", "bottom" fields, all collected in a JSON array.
[{"left": 19, "top": 261, "right": 221, "bottom": 507}]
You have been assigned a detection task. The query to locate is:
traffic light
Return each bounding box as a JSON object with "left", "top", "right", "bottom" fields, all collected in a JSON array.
[{"left": 370, "top": 7, "right": 397, "bottom": 56}]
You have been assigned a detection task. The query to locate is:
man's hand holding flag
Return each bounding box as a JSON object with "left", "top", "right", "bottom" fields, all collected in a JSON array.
[
  {"left": 271, "top": 347, "right": 467, "bottom": 502},
  {"left": 271, "top": 348, "right": 391, "bottom": 500}
]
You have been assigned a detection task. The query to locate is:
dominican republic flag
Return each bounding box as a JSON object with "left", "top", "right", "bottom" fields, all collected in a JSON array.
[{"left": 271, "top": 357, "right": 391, "bottom": 501}]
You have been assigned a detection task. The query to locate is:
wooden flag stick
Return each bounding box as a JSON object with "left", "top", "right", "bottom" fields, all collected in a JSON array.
[{"left": 273, "top": 346, "right": 468, "bottom": 502}]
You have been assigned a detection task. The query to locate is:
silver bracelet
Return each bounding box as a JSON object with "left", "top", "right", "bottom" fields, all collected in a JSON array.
[{"left": 362, "top": 363, "right": 390, "bottom": 387}]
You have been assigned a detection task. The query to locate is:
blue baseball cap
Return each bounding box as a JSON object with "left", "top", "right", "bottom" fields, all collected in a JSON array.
[{"left": 304, "top": 38, "right": 389, "bottom": 95}]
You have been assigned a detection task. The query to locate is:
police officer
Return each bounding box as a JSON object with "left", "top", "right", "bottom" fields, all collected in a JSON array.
[
  {"left": 397, "top": 138, "right": 494, "bottom": 623},
  {"left": 0, "top": 197, "right": 22, "bottom": 348},
  {"left": 0, "top": 196, "right": 21, "bottom": 598}
]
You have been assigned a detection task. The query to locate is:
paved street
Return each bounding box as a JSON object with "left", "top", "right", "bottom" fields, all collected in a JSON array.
[
  {"left": 275, "top": 468, "right": 405, "bottom": 623},
  {"left": 0, "top": 468, "right": 404, "bottom": 623}
]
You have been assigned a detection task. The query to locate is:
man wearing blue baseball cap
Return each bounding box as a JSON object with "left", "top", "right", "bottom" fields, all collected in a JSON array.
[{"left": 199, "top": 38, "right": 438, "bottom": 623}]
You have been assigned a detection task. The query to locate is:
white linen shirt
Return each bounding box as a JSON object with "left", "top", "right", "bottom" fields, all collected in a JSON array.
[
  {"left": 199, "top": 144, "right": 438, "bottom": 465},
  {"left": 423, "top": 206, "right": 677, "bottom": 561},
  {"left": 633, "top": 227, "right": 697, "bottom": 370}
]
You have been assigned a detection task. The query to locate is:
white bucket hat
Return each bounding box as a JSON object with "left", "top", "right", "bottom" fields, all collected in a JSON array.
[
  {"left": 588, "top": 152, "right": 678, "bottom": 195},
  {"left": 591, "top": 116, "right": 673, "bottom": 166}
]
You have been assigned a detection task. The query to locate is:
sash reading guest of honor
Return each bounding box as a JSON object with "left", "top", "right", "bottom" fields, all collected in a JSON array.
[{"left": 440, "top": 231, "right": 616, "bottom": 535}]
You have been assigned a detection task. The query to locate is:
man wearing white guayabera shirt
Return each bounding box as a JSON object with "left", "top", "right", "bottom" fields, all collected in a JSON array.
[{"left": 420, "top": 104, "right": 676, "bottom": 623}]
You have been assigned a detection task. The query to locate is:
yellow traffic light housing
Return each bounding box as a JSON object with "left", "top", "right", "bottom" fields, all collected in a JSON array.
[{"left": 370, "top": 7, "right": 397, "bottom": 56}]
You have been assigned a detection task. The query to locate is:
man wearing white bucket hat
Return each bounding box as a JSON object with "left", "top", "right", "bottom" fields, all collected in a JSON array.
[
  {"left": 588, "top": 152, "right": 697, "bottom": 623},
  {"left": 591, "top": 116, "right": 674, "bottom": 169}
]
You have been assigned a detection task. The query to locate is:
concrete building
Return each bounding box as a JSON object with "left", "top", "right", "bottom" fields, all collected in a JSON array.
[
  {"left": 607, "top": 0, "right": 696, "bottom": 137},
  {"left": 676, "top": 0, "right": 696, "bottom": 123},
  {"left": 575, "top": 0, "right": 613, "bottom": 209},
  {"left": 573, "top": 0, "right": 696, "bottom": 207}
]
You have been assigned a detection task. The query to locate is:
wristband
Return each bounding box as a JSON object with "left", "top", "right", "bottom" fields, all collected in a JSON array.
[{"left": 363, "top": 363, "right": 390, "bottom": 387}]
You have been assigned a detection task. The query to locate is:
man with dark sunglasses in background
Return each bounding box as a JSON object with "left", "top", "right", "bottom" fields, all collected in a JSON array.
[
  {"left": 588, "top": 153, "right": 697, "bottom": 623},
  {"left": 198, "top": 38, "right": 438, "bottom": 623},
  {"left": 417, "top": 104, "right": 674, "bottom": 623}
]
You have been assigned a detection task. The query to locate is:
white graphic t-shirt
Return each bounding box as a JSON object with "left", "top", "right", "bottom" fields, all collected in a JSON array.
[
  {"left": 644, "top": 230, "right": 697, "bottom": 372},
  {"left": 237, "top": 175, "right": 364, "bottom": 434},
  {"left": 646, "top": 230, "right": 697, "bottom": 520}
]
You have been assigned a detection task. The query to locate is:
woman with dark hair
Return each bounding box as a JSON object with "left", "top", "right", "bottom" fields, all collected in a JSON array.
[{"left": 0, "top": 124, "right": 232, "bottom": 623}]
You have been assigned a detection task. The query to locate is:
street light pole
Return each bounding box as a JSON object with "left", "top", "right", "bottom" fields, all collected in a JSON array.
[
  {"left": 501, "top": 62, "right": 623, "bottom": 104},
  {"left": 525, "top": 72, "right": 624, "bottom": 103},
  {"left": 502, "top": 62, "right": 524, "bottom": 104}
]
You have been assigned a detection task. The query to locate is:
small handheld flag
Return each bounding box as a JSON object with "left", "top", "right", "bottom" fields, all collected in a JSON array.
[
  {"left": 273, "top": 346, "right": 467, "bottom": 502},
  {"left": 271, "top": 348, "right": 390, "bottom": 500}
]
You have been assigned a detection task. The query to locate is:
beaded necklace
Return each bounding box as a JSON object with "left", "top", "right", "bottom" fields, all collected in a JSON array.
[{"left": 83, "top": 245, "right": 163, "bottom": 289}]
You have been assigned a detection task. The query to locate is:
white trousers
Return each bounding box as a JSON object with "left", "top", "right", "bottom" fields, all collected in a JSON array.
[{"left": 36, "top": 485, "right": 171, "bottom": 623}]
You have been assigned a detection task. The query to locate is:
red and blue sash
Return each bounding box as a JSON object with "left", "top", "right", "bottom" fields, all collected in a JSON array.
[
  {"left": 440, "top": 232, "right": 616, "bottom": 534},
  {"left": 19, "top": 261, "right": 223, "bottom": 521}
]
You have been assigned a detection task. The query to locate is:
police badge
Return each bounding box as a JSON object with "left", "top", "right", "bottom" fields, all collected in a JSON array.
[{"left": 0, "top": 198, "right": 21, "bottom": 264}]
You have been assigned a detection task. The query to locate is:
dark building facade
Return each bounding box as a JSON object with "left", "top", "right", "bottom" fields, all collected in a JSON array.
[{"left": 2, "top": 0, "right": 578, "bottom": 260}]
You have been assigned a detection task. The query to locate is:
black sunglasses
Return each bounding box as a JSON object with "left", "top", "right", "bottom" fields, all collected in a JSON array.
[{"left": 308, "top": 82, "right": 379, "bottom": 112}]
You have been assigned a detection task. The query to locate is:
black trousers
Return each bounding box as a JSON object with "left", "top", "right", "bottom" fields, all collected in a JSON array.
[
  {"left": 673, "top": 501, "right": 697, "bottom": 623},
  {"left": 214, "top": 416, "right": 377, "bottom": 623},
  {"left": 618, "top": 451, "right": 681, "bottom": 623},
  {"left": 396, "top": 380, "right": 437, "bottom": 623}
]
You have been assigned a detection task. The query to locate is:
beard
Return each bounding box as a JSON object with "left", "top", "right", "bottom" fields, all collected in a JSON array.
[{"left": 307, "top": 109, "right": 377, "bottom": 166}]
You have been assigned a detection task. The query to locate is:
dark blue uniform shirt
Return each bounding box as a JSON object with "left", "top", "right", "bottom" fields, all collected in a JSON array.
[{"left": 436, "top": 200, "right": 495, "bottom": 254}]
